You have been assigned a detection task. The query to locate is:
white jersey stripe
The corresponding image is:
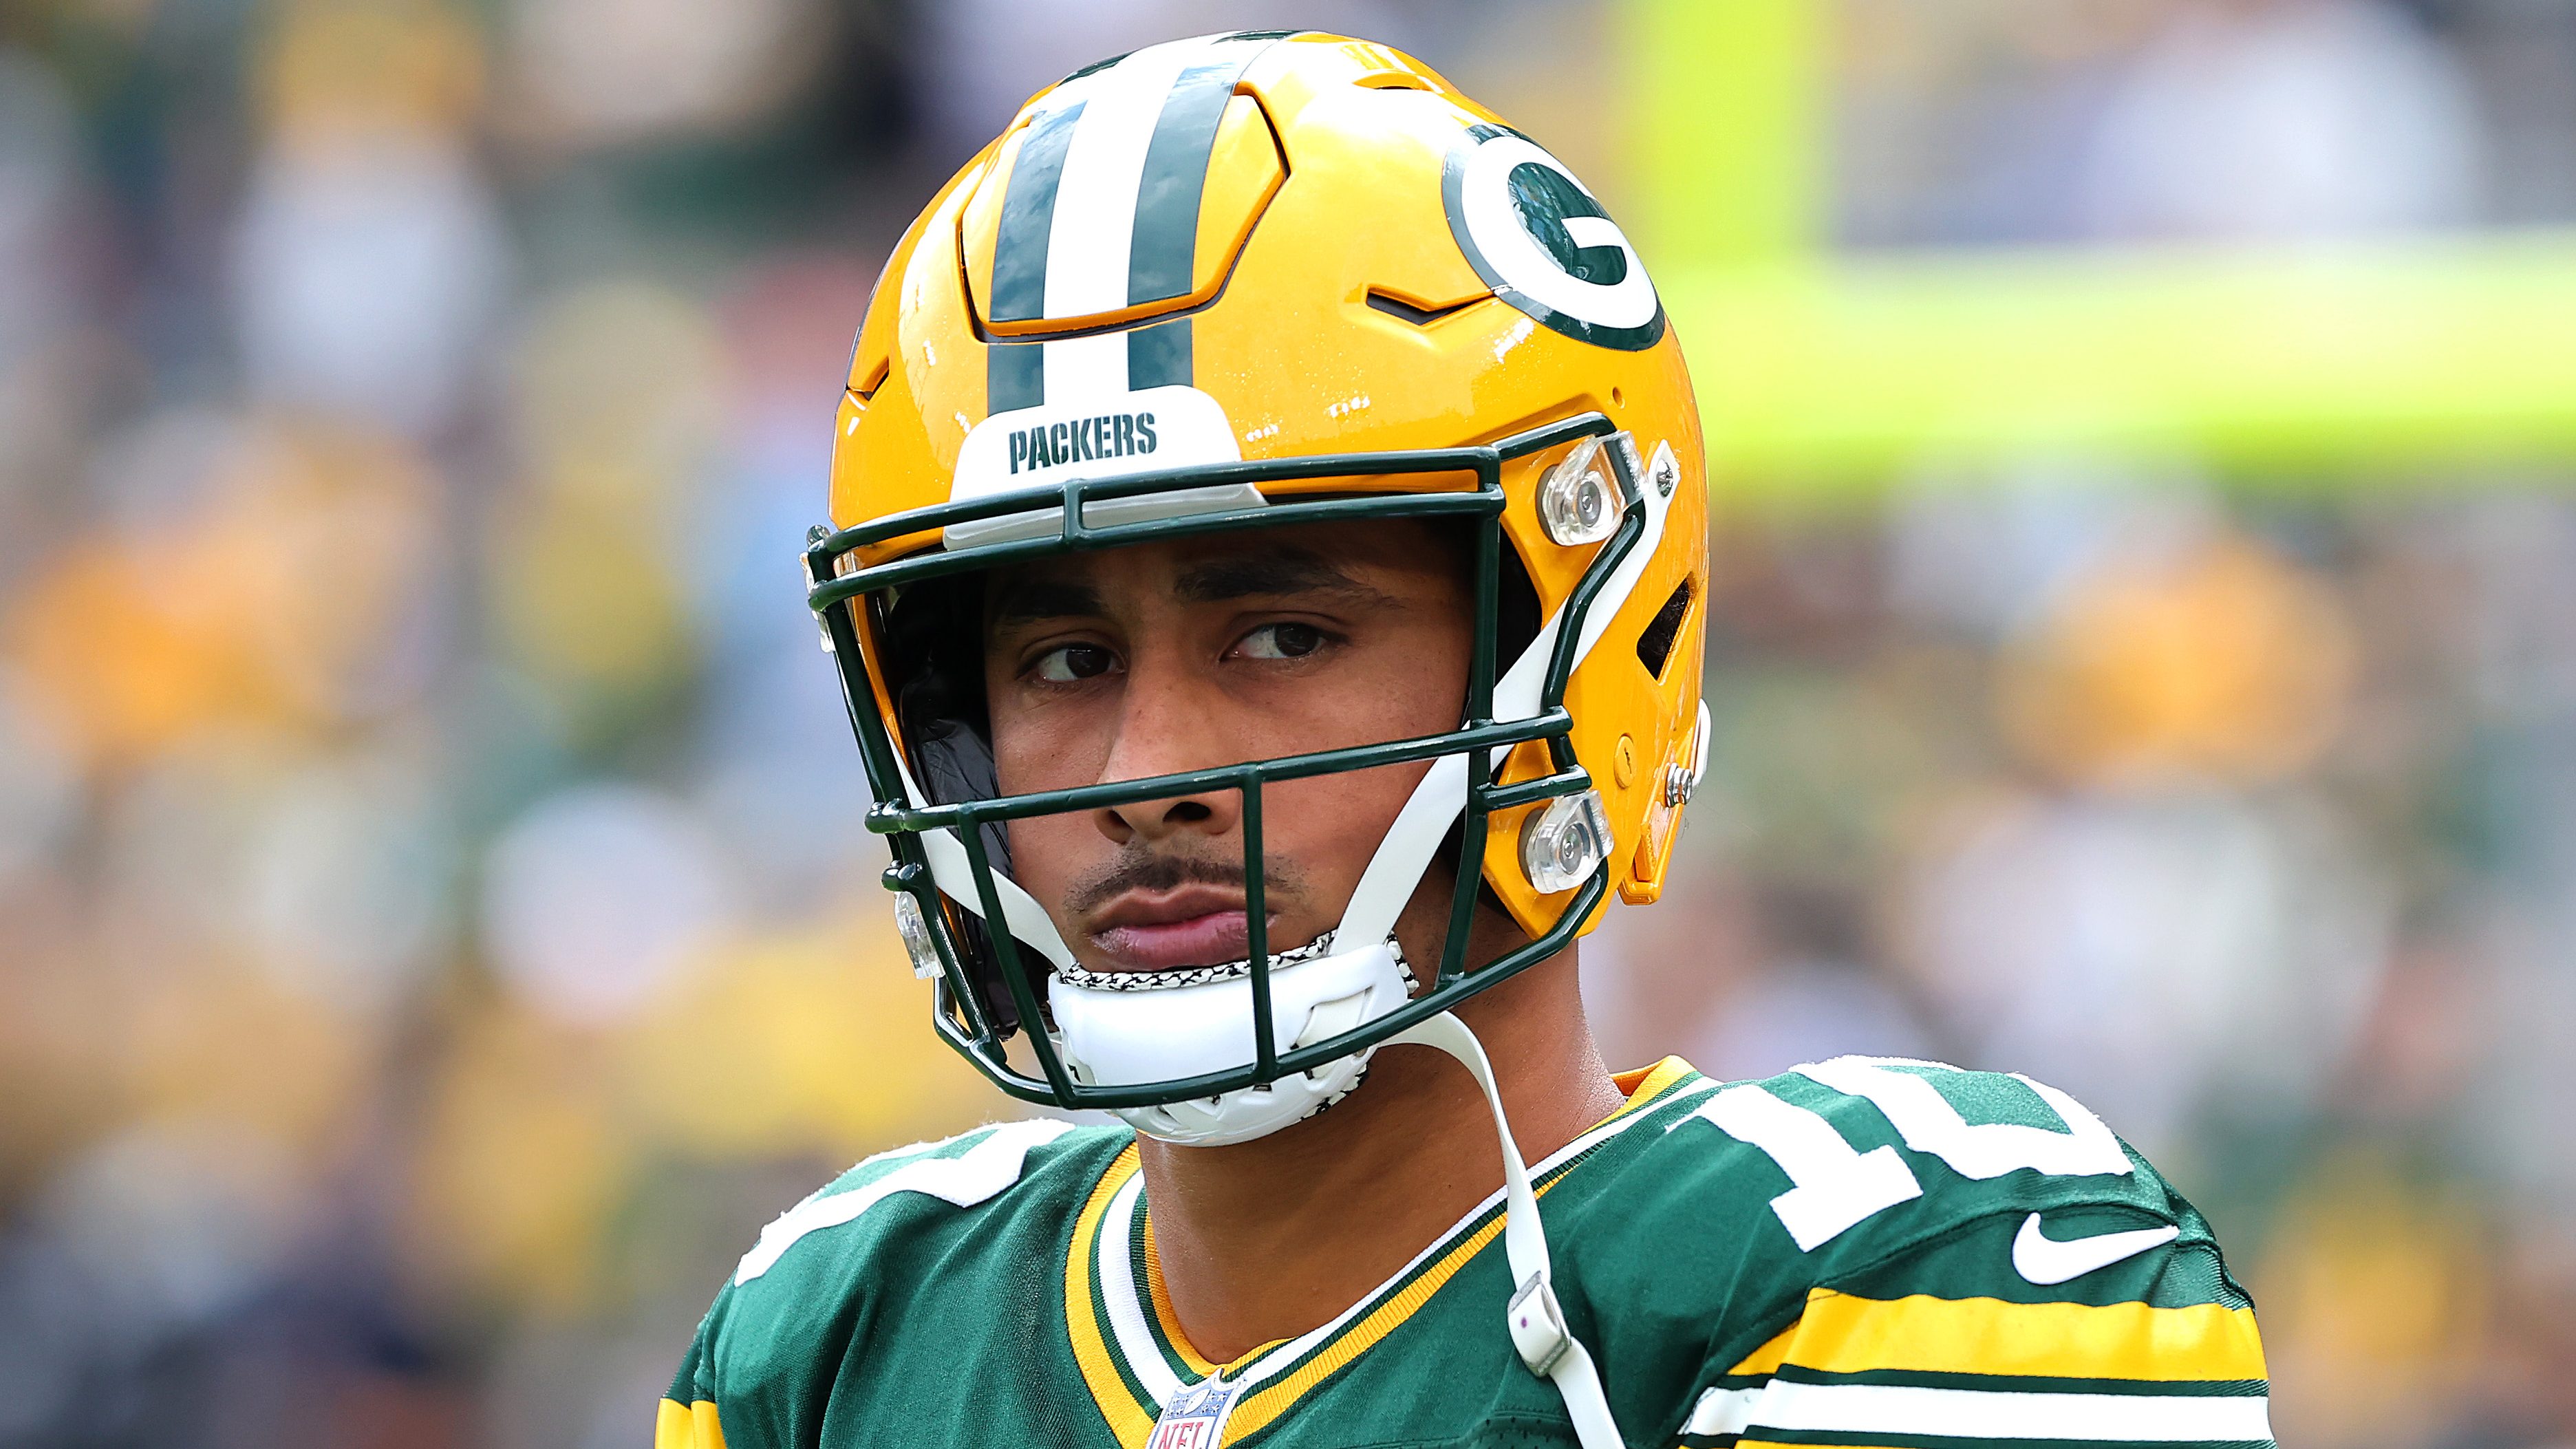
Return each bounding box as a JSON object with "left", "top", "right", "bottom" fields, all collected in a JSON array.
[
  {"left": 1098, "top": 1169, "right": 1183, "bottom": 1406},
  {"left": 733, "top": 1119, "right": 1074, "bottom": 1283},
  {"left": 1686, "top": 1379, "right": 2273, "bottom": 1442}
]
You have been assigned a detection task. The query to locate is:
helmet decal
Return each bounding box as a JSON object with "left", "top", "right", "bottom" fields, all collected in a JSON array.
[
  {"left": 982, "top": 33, "right": 1289, "bottom": 413},
  {"left": 945, "top": 384, "right": 1246, "bottom": 548},
  {"left": 1442, "top": 124, "right": 1665, "bottom": 352}
]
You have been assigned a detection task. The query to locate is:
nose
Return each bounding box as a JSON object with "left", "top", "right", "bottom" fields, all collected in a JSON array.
[
  {"left": 1095, "top": 788, "right": 1236, "bottom": 846},
  {"left": 1091, "top": 662, "right": 1243, "bottom": 847}
]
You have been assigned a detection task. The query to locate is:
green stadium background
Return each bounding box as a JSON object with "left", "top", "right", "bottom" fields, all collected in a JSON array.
[{"left": 0, "top": 0, "right": 2560, "bottom": 1443}]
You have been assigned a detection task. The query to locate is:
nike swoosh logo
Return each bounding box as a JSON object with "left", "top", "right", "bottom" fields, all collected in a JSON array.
[{"left": 2012, "top": 1212, "right": 2181, "bottom": 1285}]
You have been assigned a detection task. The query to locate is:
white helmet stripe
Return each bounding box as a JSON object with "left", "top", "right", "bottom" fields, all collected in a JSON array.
[
  {"left": 985, "top": 33, "right": 1284, "bottom": 412},
  {"left": 1041, "top": 39, "right": 1218, "bottom": 323}
]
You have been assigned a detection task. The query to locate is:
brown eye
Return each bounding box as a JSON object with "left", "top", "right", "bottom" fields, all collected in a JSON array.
[
  {"left": 1033, "top": 643, "right": 1118, "bottom": 683},
  {"left": 1237, "top": 623, "right": 1324, "bottom": 660}
]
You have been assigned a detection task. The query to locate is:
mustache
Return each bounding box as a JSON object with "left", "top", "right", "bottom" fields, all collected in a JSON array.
[{"left": 1063, "top": 850, "right": 1306, "bottom": 916}]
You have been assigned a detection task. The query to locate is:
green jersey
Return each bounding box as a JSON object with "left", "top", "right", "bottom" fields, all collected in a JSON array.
[{"left": 659, "top": 1058, "right": 2271, "bottom": 1448}]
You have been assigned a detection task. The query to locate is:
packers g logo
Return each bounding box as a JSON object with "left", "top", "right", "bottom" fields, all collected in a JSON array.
[{"left": 1442, "top": 124, "right": 1664, "bottom": 352}]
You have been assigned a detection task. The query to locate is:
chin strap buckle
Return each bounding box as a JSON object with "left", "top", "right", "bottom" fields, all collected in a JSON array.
[{"left": 1507, "top": 1269, "right": 1574, "bottom": 1377}]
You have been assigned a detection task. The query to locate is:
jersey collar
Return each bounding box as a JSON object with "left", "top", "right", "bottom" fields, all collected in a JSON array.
[{"left": 1062, "top": 1058, "right": 1710, "bottom": 1446}]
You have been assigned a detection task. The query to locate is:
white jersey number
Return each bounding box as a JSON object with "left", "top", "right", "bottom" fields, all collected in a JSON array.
[{"left": 1671, "top": 1057, "right": 2131, "bottom": 1252}]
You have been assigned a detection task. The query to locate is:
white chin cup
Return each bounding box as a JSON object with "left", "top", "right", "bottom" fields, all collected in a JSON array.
[{"left": 1046, "top": 937, "right": 1413, "bottom": 1147}]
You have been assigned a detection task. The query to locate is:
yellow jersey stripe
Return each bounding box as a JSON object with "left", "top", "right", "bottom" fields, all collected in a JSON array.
[
  {"left": 653, "top": 1399, "right": 728, "bottom": 1449},
  {"left": 1064, "top": 1144, "right": 1157, "bottom": 1446},
  {"left": 1609, "top": 1055, "right": 1696, "bottom": 1110},
  {"left": 1224, "top": 1204, "right": 1512, "bottom": 1439},
  {"left": 1728, "top": 1319, "right": 1801, "bottom": 1376},
  {"left": 1739, "top": 1442, "right": 1922, "bottom": 1449},
  {"left": 1774, "top": 1289, "right": 2267, "bottom": 1382}
]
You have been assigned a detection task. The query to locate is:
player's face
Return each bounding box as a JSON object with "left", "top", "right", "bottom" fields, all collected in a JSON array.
[{"left": 982, "top": 520, "right": 1474, "bottom": 976}]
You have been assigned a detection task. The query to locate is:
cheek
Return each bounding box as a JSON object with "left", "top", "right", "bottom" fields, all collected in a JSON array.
[
  {"left": 1261, "top": 757, "right": 1440, "bottom": 912},
  {"left": 1309, "top": 619, "right": 1474, "bottom": 743},
  {"left": 988, "top": 693, "right": 1107, "bottom": 797},
  {"left": 1258, "top": 617, "right": 1472, "bottom": 886},
  {"left": 986, "top": 703, "right": 1106, "bottom": 898},
  {"left": 1000, "top": 810, "right": 1093, "bottom": 899}
]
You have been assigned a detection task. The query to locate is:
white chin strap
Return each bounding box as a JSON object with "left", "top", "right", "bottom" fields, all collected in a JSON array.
[
  {"left": 1391, "top": 1011, "right": 1627, "bottom": 1449},
  {"left": 1044, "top": 936, "right": 1415, "bottom": 1146}
]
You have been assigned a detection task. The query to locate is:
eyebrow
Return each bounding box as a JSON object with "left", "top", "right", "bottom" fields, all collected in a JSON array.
[
  {"left": 987, "top": 578, "right": 1106, "bottom": 628},
  {"left": 1171, "top": 549, "right": 1397, "bottom": 608}
]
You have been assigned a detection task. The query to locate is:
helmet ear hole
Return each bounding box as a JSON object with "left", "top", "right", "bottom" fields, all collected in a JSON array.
[{"left": 1635, "top": 576, "right": 1695, "bottom": 680}]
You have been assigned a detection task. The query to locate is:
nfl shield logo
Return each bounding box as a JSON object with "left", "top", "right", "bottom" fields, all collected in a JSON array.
[{"left": 1147, "top": 1373, "right": 1241, "bottom": 1449}]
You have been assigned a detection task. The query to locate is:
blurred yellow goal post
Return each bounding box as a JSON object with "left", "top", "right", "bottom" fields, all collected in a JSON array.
[{"left": 1625, "top": 0, "right": 2576, "bottom": 490}]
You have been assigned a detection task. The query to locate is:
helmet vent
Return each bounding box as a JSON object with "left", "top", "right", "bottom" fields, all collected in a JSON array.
[
  {"left": 1635, "top": 577, "right": 1695, "bottom": 680},
  {"left": 1365, "top": 288, "right": 1480, "bottom": 326}
]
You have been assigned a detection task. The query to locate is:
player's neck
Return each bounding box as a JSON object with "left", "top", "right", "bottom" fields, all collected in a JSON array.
[{"left": 1131, "top": 947, "right": 1624, "bottom": 1366}]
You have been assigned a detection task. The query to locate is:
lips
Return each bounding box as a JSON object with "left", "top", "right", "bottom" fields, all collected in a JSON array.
[
  {"left": 1091, "top": 910, "right": 1257, "bottom": 971},
  {"left": 1085, "top": 884, "right": 1268, "bottom": 972}
]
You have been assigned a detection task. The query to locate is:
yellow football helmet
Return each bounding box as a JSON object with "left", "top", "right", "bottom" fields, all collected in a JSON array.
[{"left": 806, "top": 30, "right": 1708, "bottom": 1139}]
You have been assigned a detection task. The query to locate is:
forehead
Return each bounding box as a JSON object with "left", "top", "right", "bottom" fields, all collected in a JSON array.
[{"left": 982, "top": 518, "right": 1464, "bottom": 619}]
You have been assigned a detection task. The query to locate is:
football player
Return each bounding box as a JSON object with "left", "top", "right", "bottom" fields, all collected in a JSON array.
[{"left": 661, "top": 32, "right": 2272, "bottom": 1449}]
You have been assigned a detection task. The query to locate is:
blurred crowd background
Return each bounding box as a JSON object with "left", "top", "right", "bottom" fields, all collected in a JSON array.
[{"left": 0, "top": 0, "right": 2566, "bottom": 1444}]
